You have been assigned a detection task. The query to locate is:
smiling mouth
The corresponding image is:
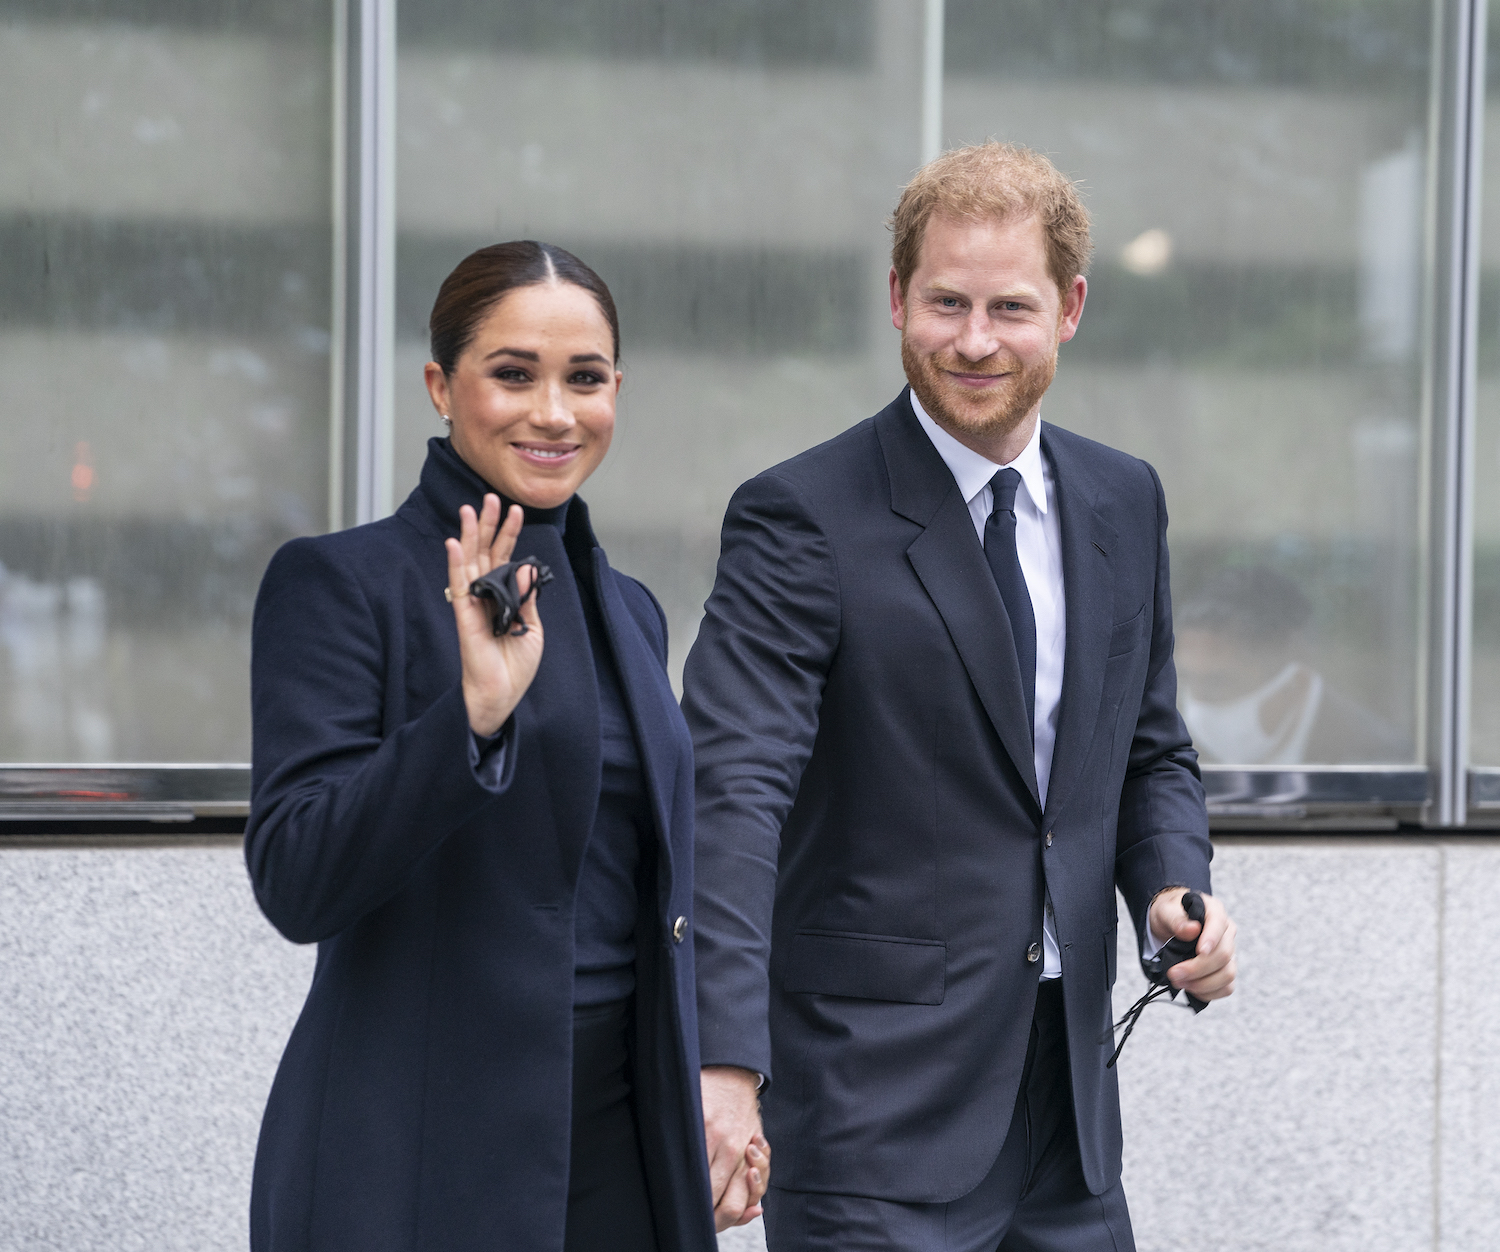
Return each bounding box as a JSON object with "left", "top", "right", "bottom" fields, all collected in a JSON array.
[{"left": 513, "top": 442, "right": 580, "bottom": 462}]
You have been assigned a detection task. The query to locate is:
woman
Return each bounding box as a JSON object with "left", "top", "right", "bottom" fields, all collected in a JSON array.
[{"left": 244, "top": 242, "right": 764, "bottom": 1251}]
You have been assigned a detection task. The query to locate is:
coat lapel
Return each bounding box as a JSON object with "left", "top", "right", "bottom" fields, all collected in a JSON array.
[
  {"left": 878, "top": 395, "right": 1041, "bottom": 809},
  {"left": 1040, "top": 424, "right": 1117, "bottom": 827},
  {"left": 589, "top": 548, "right": 680, "bottom": 858}
]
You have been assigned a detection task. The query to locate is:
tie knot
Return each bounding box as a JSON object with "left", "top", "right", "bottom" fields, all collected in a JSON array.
[{"left": 988, "top": 467, "right": 1023, "bottom": 516}]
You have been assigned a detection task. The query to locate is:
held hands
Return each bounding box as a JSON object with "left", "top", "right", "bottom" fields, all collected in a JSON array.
[
  {"left": 1147, "top": 888, "right": 1237, "bottom": 1002},
  {"left": 700, "top": 1066, "right": 770, "bottom": 1231},
  {"left": 446, "top": 494, "right": 544, "bottom": 737}
]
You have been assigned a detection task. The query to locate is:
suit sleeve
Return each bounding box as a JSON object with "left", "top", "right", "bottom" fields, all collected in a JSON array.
[
  {"left": 244, "top": 537, "right": 517, "bottom": 945},
  {"left": 1113, "top": 463, "right": 1213, "bottom": 947},
  {"left": 681, "top": 473, "right": 841, "bottom": 1081}
]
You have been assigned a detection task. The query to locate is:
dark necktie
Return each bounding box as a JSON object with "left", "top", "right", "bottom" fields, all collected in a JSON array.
[{"left": 984, "top": 467, "right": 1036, "bottom": 739}]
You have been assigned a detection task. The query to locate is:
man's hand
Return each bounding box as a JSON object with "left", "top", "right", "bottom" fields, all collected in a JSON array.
[
  {"left": 1148, "top": 888, "right": 1237, "bottom": 1002},
  {"left": 700, "top": 1065, "right": 770, "bottom": 1231}
]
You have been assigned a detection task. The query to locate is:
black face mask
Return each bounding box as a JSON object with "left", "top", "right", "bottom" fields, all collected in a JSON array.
[{"left": 471, "top": 558, "right": 555, "bottom": 637}]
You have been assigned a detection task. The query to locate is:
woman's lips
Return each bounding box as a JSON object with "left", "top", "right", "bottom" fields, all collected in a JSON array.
[{"left": 512, "top": 442, "right": 581, "bottom": 467}]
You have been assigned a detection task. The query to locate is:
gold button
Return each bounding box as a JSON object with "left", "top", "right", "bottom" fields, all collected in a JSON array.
[
  {"left": 1026, "top": 942, "right": 1041, "bottom": 963},
  {"left": 672, "top": 915, "right": 687, "bottom": 944}
]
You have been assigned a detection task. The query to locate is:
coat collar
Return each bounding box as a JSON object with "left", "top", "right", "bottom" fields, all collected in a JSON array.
[{"left": 399, "top": 436, "right": 582, "bottom": 540}]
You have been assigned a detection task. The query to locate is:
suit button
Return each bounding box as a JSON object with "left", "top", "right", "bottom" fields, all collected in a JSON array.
[
  {"left": 1045, "top": 831, "right": 1053, "bottom": 847},
  {"left": 1026, "top": 942, "right": 1041, "bottom": 963},
  {"left": 672, "top": 916, "right": 687, "bottom": 944}
]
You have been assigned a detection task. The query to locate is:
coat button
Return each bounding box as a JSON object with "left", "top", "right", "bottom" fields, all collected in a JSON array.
[
  {"left": 672, "top": 915, "right": 687, "bottom": 944},
  {"left": 1026, "top": 942, "right": 1041, "bottom": 963},
  {"left": 1045, "top": 831, "right": 1053, "bottom": 847}
]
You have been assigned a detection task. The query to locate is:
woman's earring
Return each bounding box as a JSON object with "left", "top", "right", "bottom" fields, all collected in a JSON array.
[{"left": 441, "top": 413, "right": 452, "bottom": 429}]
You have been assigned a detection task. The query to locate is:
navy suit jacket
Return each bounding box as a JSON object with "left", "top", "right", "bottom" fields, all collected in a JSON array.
[
  {"left": 683, "top": 391, "right": 1213, "bottom": 1203},
  {"left": 246, "top": 439, "right": 715, "bottom": 1251}
]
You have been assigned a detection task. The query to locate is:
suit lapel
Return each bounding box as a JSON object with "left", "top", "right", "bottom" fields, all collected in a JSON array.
[
  {"left": 878, "top": 395, "right": 1040, "bottom": 809},
  {"left": 1041, "top": 424, "right": 1117, "bottom": 827}
]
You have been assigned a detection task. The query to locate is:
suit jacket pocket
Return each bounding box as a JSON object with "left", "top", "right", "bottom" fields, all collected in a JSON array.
[
  {"left": 783, "top": 930, "right": 946, "bottom": 1005},
  {"left": 1107, "top": 606, "right": 1147, "bottom": 658}
]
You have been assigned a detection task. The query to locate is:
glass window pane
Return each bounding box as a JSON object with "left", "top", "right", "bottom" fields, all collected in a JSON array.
[
  {"left": 1471, "top": 3, "right": 1500, "bottom": 765},
  {"left": 0, "top": 2, "right": 334, "bottom": 761},
  {"left": 394, "top": 0, "right": 916, "bottom": 688},
  {"left": 945, "top": 0, "right": 1430, "bottom": 765}
]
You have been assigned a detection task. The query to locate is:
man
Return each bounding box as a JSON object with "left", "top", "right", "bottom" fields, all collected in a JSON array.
[{"left": 685, "top": 142, "right": 1237, "bottom": 1250}]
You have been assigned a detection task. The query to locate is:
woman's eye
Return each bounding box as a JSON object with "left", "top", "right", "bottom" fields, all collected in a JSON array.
[
  {"left": 569, "top": 371, "right": 606, "bottom": 386},
  {"left": 495, "top": 367, "right": 530, "bottom": 383}
]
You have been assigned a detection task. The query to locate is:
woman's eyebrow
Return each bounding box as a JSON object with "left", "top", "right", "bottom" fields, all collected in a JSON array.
[
  {"left": 482, "top": 346, "right": 541, "bottom": 362},
  {"left": 569, "top": 353, "right": 610, "bottom": 365}
]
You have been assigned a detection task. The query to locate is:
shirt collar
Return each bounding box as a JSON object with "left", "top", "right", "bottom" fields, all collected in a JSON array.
[{"left": 908, "top": 389, "right": 1049, "bottom": 515}]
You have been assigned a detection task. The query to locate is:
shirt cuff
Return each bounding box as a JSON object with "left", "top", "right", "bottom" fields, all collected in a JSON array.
[
  {"left": 467, "top": 718, "right": 516, "bottom": 792},
  {"left": 1143, "top": 918, "right": 1170, "bottom": 961}
]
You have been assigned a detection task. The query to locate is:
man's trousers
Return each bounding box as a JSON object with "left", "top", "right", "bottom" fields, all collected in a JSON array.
[{"left": 763, "top": 979, "right": 1136, "bottom": 1252}]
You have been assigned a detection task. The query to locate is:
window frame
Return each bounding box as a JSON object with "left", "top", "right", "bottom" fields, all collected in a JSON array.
[{"left": 3, "top": 0, "right": 1495, "bottom": 831}]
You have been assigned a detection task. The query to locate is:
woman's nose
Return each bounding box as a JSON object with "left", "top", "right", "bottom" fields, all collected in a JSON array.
[{"left": 535, "top": 384, "right": 576, "bottom": 431}]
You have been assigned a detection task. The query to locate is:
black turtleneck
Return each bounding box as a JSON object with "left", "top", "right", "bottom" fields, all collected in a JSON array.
[{"left": 434, "top": 439, "right": 645, "bottom": 1007}]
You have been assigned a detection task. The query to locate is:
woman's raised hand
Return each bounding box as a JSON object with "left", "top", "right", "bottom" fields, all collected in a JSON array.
[{"left": 446, "top": 494, "right": 545, "bottom": 737}]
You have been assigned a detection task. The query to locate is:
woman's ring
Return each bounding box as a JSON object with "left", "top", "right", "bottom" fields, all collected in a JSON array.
[{"left": 445, "top": 585, "right": 470, "bottom": 603}]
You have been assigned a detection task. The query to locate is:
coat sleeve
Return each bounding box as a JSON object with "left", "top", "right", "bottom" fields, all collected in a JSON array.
[
  {"left": 680, "top": 473, "right": 841, "bottom": 1082},
  {"left": 1113, "top": 462, "right": 1214, "bottom": 946},
  {"left": 244, "top": 536, "right": 517, "bottom": 944}
]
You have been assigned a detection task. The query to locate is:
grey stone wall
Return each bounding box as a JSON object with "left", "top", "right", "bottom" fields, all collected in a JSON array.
[{"left": 1, "top": 836, "right": 1494, "bottom": 1251}]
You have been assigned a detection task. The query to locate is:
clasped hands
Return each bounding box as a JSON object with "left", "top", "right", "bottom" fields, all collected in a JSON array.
[{"left": 700, "top": 1066, "right": 770, "bottom": 1232}]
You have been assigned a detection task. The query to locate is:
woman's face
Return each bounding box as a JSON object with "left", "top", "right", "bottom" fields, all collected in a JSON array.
[{"left": 425, "top": 281, "right": 621, "bottom": 510}]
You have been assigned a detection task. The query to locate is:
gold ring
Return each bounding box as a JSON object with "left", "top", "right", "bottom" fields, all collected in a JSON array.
[{"left": 444, "top": 585, "right": 470, "bottom": 603}]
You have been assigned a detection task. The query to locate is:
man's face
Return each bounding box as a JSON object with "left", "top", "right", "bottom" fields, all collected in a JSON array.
[{"left": 890, "top": 212, "right": 1085, "bottom": 457}]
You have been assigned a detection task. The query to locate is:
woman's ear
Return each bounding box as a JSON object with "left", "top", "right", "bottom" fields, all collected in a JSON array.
[{"left": 424, "top": 361, "right": 452, "bottom": 417}]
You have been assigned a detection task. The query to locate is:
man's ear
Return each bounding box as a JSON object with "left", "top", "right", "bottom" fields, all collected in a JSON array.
[
  {"left": 889, "top": 266, "right": 908, "bottom": 331},
  {"left": 1056, "top": 275, "right": 1087, "bottom": 344}
]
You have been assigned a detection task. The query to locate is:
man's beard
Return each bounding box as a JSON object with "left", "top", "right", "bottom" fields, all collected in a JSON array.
[{"left": 900, "top": 333, "right": 1057, "bottom": 445}]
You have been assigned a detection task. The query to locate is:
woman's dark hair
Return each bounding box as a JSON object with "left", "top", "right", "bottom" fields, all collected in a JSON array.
[{"left": 428, "top": 240, "right": 621, "bottom": 374}]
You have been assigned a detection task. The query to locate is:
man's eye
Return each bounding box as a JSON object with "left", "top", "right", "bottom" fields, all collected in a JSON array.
[
  {"left": 939, "top": 297, "right": 960, "bottom": 308},
  {"left": 1001, "top": 301, "right": 1023, "bottom": 312}
]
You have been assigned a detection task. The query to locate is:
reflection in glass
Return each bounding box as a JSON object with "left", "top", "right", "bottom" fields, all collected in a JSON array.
[
  {"left": 1470, "top": 2, "right": 1500, "bottom": 764},
  {"left": 0, "top": 4, "right": 334, "bottom": 760},
  {"left": 393, "top": 0, "right": 919, "bottom": 687},
  {"left": 1177, "top": 566, "right": 1407, "bottom": 765},
  {"left": 944, "top": 0, "right": 1430, "bottom": 763}
]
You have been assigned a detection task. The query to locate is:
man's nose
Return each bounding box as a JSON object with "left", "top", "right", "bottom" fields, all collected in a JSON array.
[{"left": 953, "top": 311, "right": 1001, "bottom": 362}]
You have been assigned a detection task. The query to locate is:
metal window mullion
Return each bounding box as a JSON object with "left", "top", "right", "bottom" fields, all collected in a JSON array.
[
  {"left": 351, "top": 0, "right": 396, "bottom": 527},
  {"left": 920, "top": 0, "right": 944, "bottom": 164},
  {"left": 1423, "top": 0, "right": 1486, "bottom": 827}
]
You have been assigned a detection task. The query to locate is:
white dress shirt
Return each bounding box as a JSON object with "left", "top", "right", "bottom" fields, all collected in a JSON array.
[{"left": 910, "top": 392, "right": 1168, "bottom": 980}]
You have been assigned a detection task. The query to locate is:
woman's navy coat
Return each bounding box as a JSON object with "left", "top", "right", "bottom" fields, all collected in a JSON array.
[{"left": 245, "top": 439, "right": 715, "bottom": 1251}]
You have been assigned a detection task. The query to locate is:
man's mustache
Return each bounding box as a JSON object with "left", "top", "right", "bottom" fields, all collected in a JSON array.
[{"left": 930, "top": 353, "right": 1026, "bottom": 378}]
